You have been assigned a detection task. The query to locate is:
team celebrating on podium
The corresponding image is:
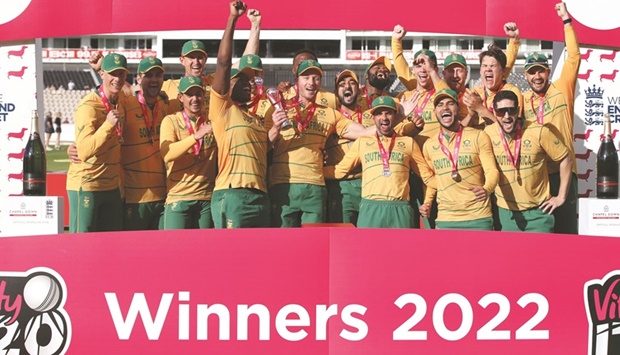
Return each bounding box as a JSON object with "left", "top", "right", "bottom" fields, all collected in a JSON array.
[{"left": 68, "top": 1, "right": 580, "bottom": 234}]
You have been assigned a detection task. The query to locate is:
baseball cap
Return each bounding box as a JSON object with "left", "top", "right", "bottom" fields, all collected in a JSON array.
[
  {"left": 432, "top": 88, "right": 458, "bottom": 106},
  {"left": 101, "top": 53, "right": 128, "bottom": 73},
  {"left": 137, "top": 56, "right": 164, "bottom": 74},
  {"left": 231, "top": 66, "right": 255, "bottom": 80},
  {"left": 524, "top": 53, "right": 549, "bottom": 71},
  {"left": 297, "top": 59, "right": 323, "bottom": 76},
  {"left": 178, "top": 75, "right": 204, "bottom": 94},
  {"left": 335, "top": 69, "right": 359, "bottom": 87},
  {"left": 239, "top": 54, "right": 263, "bottom": 71},
  {"left": 414, "top": 49, "right": 437, "bottom": 65},
  {"left": 182, "top": 40, "right": 207, "bottom": 57},
  {"left": 365, "top": 56, "right": 392, "bottom": 75},
  {"left": 443, "top": 53, "right": 467, "bottom": 69},
  {"left": 370, "top": 96, "right": 398, "bottom": 114}
]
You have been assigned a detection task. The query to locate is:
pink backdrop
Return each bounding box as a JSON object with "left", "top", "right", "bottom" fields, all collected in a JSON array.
[{"left": 1, "top": 228, "right": 619, "bottom": 354}]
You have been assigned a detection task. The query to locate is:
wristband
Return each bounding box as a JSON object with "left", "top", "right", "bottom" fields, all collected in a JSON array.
[{"left": 563, "top": 18, "right": 572, "bottom": 24}]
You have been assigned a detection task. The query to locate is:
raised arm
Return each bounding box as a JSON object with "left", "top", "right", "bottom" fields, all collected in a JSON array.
[
  {"left": 503, "top": 22, "right": 520, "bottom": 80},
  {"left": 243, "top": 9, "right": 261, "bottom": 56},
  {"left": 212, "top": 1, "right": 247, "bottom": 96},
  {"left": 391, "top": 25, "right": 417, "bottom": 91}
]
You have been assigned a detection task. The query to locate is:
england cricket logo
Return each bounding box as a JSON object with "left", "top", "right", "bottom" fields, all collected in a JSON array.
[
  {"left": 583, "top": 85, "right": 605, "bottom": 126},
  {"left": 0, "top": 268, "right": 71, "bottom": 355},
  {"left": 585, "top": 271, "right": 620, "bottom": 355}
]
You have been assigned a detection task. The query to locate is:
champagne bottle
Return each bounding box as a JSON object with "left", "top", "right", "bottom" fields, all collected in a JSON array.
[
  {"left": 596, "top": 114, "right": 619, "bottom": 199},
  {"left": 23, "top": 110, "right": 47, "bottom": 196}
]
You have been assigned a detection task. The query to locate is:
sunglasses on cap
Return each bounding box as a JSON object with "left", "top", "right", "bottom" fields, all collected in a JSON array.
[{"left": 495, "top": 106, "right": 518, "bottom": 116}]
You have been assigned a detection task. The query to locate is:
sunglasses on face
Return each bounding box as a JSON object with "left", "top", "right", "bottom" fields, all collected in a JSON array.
[{"left": 495, "top": 106, "right": 518, "bottom": 116}]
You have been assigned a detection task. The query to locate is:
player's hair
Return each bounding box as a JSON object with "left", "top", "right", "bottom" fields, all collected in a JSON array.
[
  {"left": 492, "top": 90, "right": 518, "bottom": 109},
  {"left": 479, "top": 43, "right": 507, "bottom": 69},
  {"left": 293, "top": 49, "right": 318, "bottom": 63}
]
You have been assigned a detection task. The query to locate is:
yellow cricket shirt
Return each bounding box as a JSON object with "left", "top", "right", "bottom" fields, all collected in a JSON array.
[
  {"left": 268, "top": 103, "right": 353, "bottom": 187},
  {"left": 422, "top": 128, "right": 499, "bottom": 222},
  {"left": 484, "top": 120, "right": 569, "bottom": 211},
  {"left": 74, "top": 91, "right": 125, "bottom": 192},
  {"left": 121, "top": 95, "right": 180, "bottom": 204},
  {"left": 159, "top": 111, "right": 217, "bottom": 204},
  {"left": 523, "top": 26, "right": 579, "bottom": 175},
  {"left": 327, "top": 134, "right": 435, "bottom": 201},
  {"left": 473, "top": 82, "right": 524, "bottom": 118},
  {"left": 209, "top": 90, "right": 269, "bottom": 192}
]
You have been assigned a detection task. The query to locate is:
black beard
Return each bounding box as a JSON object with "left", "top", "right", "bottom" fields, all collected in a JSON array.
[{"left": 368, "top": 75, "right": 390, "bottom": 90}]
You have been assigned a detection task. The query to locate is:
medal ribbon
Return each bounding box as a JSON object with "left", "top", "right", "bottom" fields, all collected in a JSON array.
[
  {"left": 339, "top": 106, "right": 363, "bottom": 124},
  {"left": 248, "top": 85, "right": 264, "bottom": 114},
  {"left": 137, "top": 92, "right": 158, "bottom": 145},
  {"left": 363, "top": 87, "right": 374, "bottom": 109},
  {"left": 482, "top": 81, "right": 505, "bottom": 113},
  {"left": 376, "top": 133, "right": 397, "bottom": 174},
  {"left": 98, "top": 86, "right": 123, "bottom": 141},
  {"left": 294, "top": 103, "right": 316, "bottom": 133},
  {"left": 531, "top": 94, "right": 545, "bottom": 124},
  {"left": 181, "top": 110, "right": 205, "bottom": 156},
  {"left": 438, "top": 125, "right": 464, "bottom": 177},
  {"left": 414, "top": 88, "right": 435, "bottom": 116},
  {"left": 498, "top": 120, "right": 522, "bottom": 168}
]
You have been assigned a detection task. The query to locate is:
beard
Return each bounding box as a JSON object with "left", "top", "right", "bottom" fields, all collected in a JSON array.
[{"left": 368, "top": 75, "right": 390, "bottom": 90}]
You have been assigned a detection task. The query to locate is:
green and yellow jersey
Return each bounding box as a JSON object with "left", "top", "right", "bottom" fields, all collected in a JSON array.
[
  {"left": 484, "top": 120, "right": 569, "bottom": 211},
  {"left": 473, "top": 82, "right": 524, "bottom": 118},
  {"left": 523, "top": 25, "right": 580, "bottom": 175},
  {"left": 159, "top": 111, "right": 217, "bottom": 204},
  {"left": 327, "top": 134, "right": 435, "bottom": 201},
  {"left": 268, "top": 103, "right": 353, "bottom": 187},
  {"left": 209, "top": 90, "right": 270, "bottom": 193},
  {"left": 422, "top": 127, "right": 499, "bottom": 222},
  {"left": 122, "top": 95, "right": 180, "bottom": 204},
  {"left": 74, "top": 91, "right": 126, "bottom": 192}
]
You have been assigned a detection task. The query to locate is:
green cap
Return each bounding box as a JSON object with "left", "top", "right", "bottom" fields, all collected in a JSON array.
[
  {"left": 231, "top": 66, "right": 254, "bottom": 79},
  {"left": 297, "top": 59, "right": 323, "bottom": 76},
  {"left": 239, "top": 54, "right": 263, "bottom": 71},
  {"left": 182, "top": 40, "right": 207, "bottom": 57},
  {"left": 443, "top": 53, "right": 467, "bottom": 69},
  {"left": 137, "top": 56, "right": 164, "bottom": 74},
  {"left": 414, "top": 49, "right": 437, "bottom": 65},
  {"left": 370, "top": 96, "right": 398, "bottom": 114},
  {"left": 101, "top": 53, "right": 128, "bottom": 73},
  {"left": 524, "top": 53, "right": 549, "bottom": 71},
  {"left": 432, "top": 88, "right": 458, "bottom": 106},
  {"left": 178, "top": 75, "right": 204, "bottom": 94},
  {"left": 365, "top": 56, "right": 392, "bottom": 75}
]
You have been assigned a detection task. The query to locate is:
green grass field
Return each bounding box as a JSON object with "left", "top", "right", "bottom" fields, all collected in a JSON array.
[{"left": 46, "top": 144, "right": 71, "bottom": 172}]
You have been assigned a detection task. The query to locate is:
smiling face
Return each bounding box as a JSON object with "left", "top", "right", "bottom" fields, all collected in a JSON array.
[
  {"left": 434, "top": 97, "right": 459, "bottom": 131},
  {"left": 493, "top": 98, "right": 520, "bottom": 134},
  {"left": 443, "top": 64, "right": 468, "bottom": 93},
  {"left": 373, "top": 107, "right": 396, "bottom": 136},
  {"left": 366, "top": 63, "right": 390, "bottom": 90},
  {"left": 480, "top": 56, "right": 506, "bottom": 91},
  {"left": 102, "top": 69, "right": 127, "bottom": 98},
  {"left": 413, "top": 57, "right": 435, "bottom": 90},
  {"left": 296, "top": 68, "right": 322, "bottom": 103},
  {"left": 525, "top": 66, "right": 551, "bottom": 94},
  {"left": 336, "top": 76, "right": 360, "bottom": 109},
  {"left": 231, "top": 73, "right": 252, "bottom": 103},
  {"left": 179, "top": 86, "right": 205, "bottom": 116},
  {"left": 139, "top": 68, "right": 164, "bottom": 101},
  {"left": 180, "top": 52, "right": 207, "bottom": 77}
]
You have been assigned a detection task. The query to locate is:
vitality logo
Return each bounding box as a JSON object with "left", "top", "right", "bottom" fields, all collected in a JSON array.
[
  {"left": 0, "top": 268, "right": 71, "bottom": 355},
  {"left": 585, "top": 271, "right": 620, "bottom": 355}
]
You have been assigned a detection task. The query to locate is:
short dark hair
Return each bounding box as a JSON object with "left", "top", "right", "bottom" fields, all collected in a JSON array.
[
  {"left": 479, "top": 43, "right": 507, "bottom": 69},
  {"left": 293, "top": 49, "right": 318, "bottom": 63},
  {"left": 493, "top": 90, "right": 518, "bottom": 110}
]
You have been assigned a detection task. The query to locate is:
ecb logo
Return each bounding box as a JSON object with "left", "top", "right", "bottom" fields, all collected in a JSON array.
[
  {"left": 583, "top": 85, "right": 605, "bottom": 126},
  {"left": 0, "top": 268, "right": 71, "bottom": 355}
]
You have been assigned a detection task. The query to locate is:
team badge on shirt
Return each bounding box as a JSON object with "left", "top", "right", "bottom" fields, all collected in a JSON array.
[
  {"left": 82, "top": 196, "right": 90, "bottom": 209},
  {"left": 397, "top": 141, "right": 406, "bottom": 149},
  {"left": 523, "top": 139, "right": 532, "bottom": 150},
  {"left": 463, "top": 139, "right": 472, "bottom": 149},
  {"left": 320, "top": 98, "right": 328, "bottom": 106}
]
